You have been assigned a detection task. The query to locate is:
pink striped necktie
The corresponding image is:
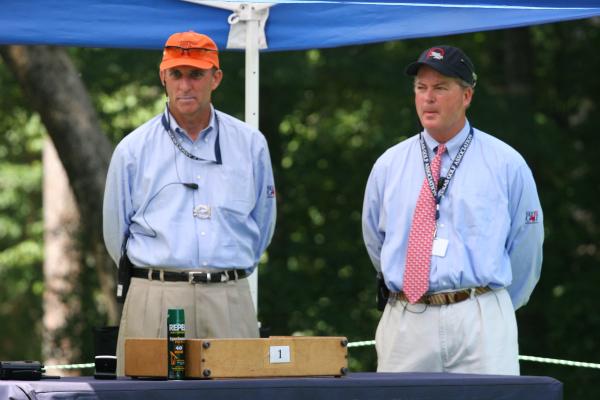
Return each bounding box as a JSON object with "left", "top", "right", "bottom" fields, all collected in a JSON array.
[{"left": 403, "top": 143, "right": 446, "bottom": 303}]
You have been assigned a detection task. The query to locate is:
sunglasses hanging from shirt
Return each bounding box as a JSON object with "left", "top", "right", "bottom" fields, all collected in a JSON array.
[
  {"left": 419, "top": 126, "right": 473, "bottom": 220},
  {"left": 161, "top": 103, "right": 222, "bottom": 165}
]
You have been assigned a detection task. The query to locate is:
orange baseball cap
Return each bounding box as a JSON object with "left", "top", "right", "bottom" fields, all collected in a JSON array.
[{"left": 159, "top": 31, "right": 220, "bottom": 71}]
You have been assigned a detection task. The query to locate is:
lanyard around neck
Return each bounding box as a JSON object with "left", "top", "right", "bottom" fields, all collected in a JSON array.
[
  {"left": 161, "top": 105, "right": 222, "bottom": 165},
  {"left": 419, "top": 126, "right": 473, "bottom": 209}
]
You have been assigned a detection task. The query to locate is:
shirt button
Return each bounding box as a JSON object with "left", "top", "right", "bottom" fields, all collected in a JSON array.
[
  {"left": 203, "top": 261, "right": 208, "bottom": 266},
  {"left": 204, "top": 138, "right": 208, "bottom": 143},
  {"left": 196, "top": 175, "right": 201, "bottom": 180},
  {"left": 201, "top": 232, "right": 206, "bottom": 236}
]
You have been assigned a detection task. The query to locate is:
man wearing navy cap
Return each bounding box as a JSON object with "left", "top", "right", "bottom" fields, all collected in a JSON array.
[
  {"left": 362, "top": 45, "right": 543, "bottom": 374},
  {"left": 103, "top": 31, "right": 276, "bottom": 375}
]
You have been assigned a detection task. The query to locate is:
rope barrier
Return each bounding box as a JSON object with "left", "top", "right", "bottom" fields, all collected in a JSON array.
[
  {"left": 347, "top": 340, "right": 376, "bottom": 348},
  {"left": 43, "top": 340, "right": 600, "bottom": 371},
  {"left": 518, "top": 355, "right": 600, "bottom": 369},
  {"left": 45, "top": 363, "right": 94, "bottom": 370}
]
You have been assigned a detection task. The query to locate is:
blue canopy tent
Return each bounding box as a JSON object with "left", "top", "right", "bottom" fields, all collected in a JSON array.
[
  {"left": 2, "top": 0, "right": 600, "bottom": 50},
  {"left": 3, "top": 0, "right": 600, "bottom": 308}
]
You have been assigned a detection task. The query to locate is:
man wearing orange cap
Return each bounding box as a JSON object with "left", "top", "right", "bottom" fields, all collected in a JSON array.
[{"left": 103, "top": 31, "right": 276, "bottom": 375}]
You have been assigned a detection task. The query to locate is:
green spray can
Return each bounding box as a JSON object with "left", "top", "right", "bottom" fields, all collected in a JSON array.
[{"left": 167, "top": 308, "right": 185, "bottom": 380}]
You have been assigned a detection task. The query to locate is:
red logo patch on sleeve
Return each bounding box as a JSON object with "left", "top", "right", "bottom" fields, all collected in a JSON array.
[{"left": 525, "top": 210, "right": 539, "bottom": 224}]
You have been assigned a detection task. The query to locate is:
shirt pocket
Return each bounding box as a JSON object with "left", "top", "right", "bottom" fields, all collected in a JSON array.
[
  {"left": 216, "top": 166, "right": 255, "bottom": 214},
  {"left": 453, "top": 185, "right": 506, "bottom": 238}
]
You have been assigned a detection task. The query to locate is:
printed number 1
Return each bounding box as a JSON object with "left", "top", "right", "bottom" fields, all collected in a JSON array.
[{"left": 269, "top": 346, "right": 291, "bottom": 364}]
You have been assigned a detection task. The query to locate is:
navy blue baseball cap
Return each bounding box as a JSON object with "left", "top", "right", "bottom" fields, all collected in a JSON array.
[{"left": 405, "top": 45, "right": 477, "bottom": 86}]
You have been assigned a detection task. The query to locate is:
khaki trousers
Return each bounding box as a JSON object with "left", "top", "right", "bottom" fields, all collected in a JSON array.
[
  {"left": 375, "top": 288, "right": 519, "bottom": 375},
  {"left": 116, "top": 276, "right": 259, "bottom": 376}
]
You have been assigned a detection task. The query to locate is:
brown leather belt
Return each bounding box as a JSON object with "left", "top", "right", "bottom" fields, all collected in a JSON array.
[
  {"left": 132, "top": 268, "right": 247, "bottom": 284},
  {"left": 390, "top": 286, "right": 492, "bottom": 306}
]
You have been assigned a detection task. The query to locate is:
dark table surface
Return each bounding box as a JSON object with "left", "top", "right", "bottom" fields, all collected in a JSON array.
[{"left": 0, "top": 371, "right": 562, "bottom": 400}]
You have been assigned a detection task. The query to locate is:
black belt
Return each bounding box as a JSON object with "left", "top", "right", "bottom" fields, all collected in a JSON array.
[{"left": 132, "top": 268, "right": 247, "bottom": 284}]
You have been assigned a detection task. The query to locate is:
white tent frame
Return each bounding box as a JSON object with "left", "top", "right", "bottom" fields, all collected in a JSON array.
[{"left": 185, "top": 1, "right": 274, "bottom": 312}]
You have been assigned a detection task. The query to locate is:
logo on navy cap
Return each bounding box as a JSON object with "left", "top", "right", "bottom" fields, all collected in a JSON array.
[{"left": 426, "top": 47, "right": 445, "bottom": 61}]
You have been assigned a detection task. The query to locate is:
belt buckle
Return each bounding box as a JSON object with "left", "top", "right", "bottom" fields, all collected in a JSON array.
[
  {"left": 188, "top": 271, "right": 229, "bottom": 284},
  {"left": 188, "top": 271, "right": 206, "bottom": 284},
  {"left": 423, "top": 294, "right": 434, "bottom": 305}
]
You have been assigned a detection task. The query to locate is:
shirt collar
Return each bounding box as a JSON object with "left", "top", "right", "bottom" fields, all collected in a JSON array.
[
  {"left": 422, "top": 120, "right": 471, "bottom": 160},
  {"left": 203, "top": 105, "right": 217, "bottom": 141},
  {"left": 165, "top": 104, "right": 217, "bottom": 143},
  {"left": 162, "top": 105, "right": 220, "bottom": 164}
]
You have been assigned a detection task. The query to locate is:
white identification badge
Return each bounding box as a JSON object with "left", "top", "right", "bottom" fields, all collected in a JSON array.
[{"left": 432, "top": 238, "right": 449, "bottom": 257}]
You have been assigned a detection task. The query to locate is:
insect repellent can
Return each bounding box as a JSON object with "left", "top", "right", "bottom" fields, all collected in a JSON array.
[{"left": 167, "top": 308, "right": 185, "bottom": 380}]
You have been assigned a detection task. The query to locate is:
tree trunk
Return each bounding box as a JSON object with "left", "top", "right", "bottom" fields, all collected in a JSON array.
[
  {"left": 43, "top": 138, "right": 81, "bottom": 373},
  {"left": 0, "top": 46, "right": 119, "bottom": 329}
]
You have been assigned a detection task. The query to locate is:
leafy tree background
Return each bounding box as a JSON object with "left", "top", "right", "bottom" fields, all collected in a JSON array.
[{"left": 1, "top": 18, "right": 600, "bottom": 398}]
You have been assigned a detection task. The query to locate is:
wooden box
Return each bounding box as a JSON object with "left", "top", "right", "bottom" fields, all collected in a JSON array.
[{"left": 125, "top": 336, "right": 348, "bottom": 379}]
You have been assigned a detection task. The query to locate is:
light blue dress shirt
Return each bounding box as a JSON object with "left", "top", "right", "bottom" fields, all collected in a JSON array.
[
  {"left": 362, "top": 122, "right": 543, "bottom": 309},
  {"left": 103, "top": 106, "right": 276, "bottom": 273}
]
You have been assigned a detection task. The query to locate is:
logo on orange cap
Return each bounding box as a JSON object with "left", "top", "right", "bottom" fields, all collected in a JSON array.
[{"left": 160, "top": 31, "right": 220, "bottom": 71}]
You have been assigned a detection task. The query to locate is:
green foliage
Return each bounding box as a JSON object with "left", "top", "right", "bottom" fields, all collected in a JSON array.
[
  {"left": 72, "top": 47, "right": 167, "bottom": 142},
  {"left": 2, "top": 18, "right": 600, "bottom": 398},
  {"left": 0, "top": 69, "right": 44, "bottom": 360}
]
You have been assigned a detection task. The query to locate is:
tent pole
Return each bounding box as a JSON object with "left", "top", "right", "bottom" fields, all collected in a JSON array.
[{"left": 245, "top": 11, "right": 260, "bottom": 314}]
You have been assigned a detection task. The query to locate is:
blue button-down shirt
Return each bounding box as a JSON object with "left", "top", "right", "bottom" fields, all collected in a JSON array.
[
  {"left": 103, "top": 106, "right": 276, "bottom": 272},
  {"left": 362, "top": 122, "right": 543, "bottom": 309}
]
